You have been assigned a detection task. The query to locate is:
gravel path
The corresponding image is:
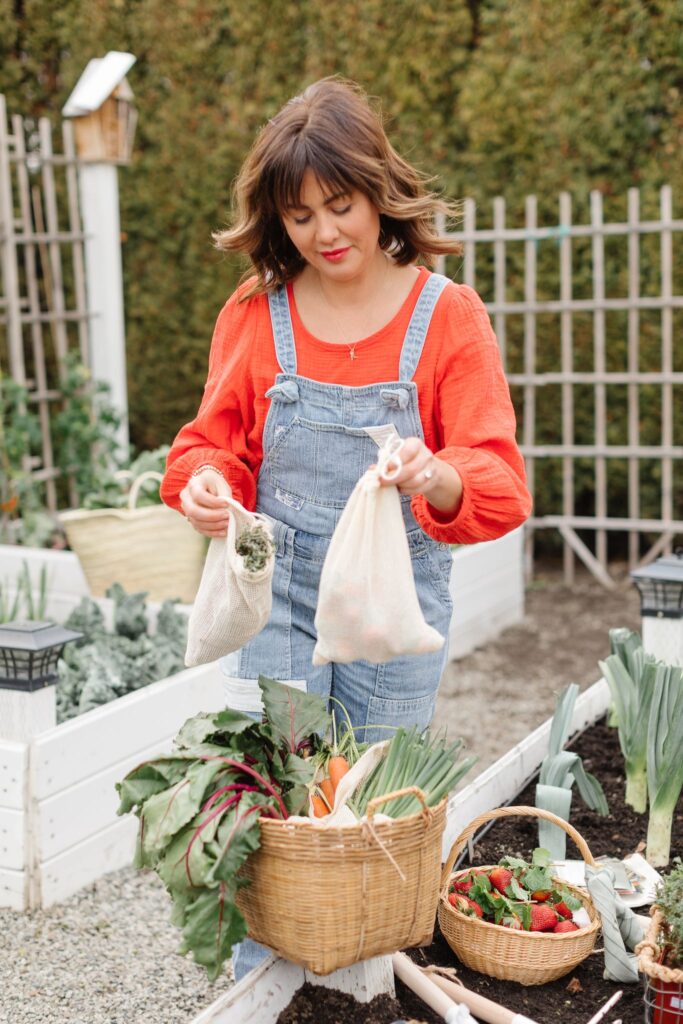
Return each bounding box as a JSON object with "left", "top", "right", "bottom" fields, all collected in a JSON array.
[
  {"left": 1, "top": 869, "right": 232, "bottom": 1024},
  {"left": 1, "top": 565, "right": 641, "bottom": 1024}
]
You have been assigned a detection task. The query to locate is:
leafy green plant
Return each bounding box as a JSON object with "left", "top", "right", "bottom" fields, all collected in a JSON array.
[
  {"left": 57, "top": 584, "right": 188, "bottom": 722},
  {"left": 599, "top": 628, "right": 657, "bottom": 813},
  {"left": 655, "top": 858, "right": 683, "bottom": 967},
  {"left": 80, "top": 446, "right": 171, "bottom": 510},
  {"left": 0, "top": 561, "right": 48, "bottom": 623}
]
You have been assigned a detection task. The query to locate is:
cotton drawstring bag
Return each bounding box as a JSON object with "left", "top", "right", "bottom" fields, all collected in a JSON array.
[
  {"left": 312, "top": 438, "right": 445, "bottom": 666},
  {"left": 185, "top": 498, "right": 275, "bottom": 667}
]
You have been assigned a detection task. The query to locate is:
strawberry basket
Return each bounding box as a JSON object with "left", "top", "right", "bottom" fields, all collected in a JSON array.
[
  {"left": 235, "top": 785, "right": 447, "bottom": 976},
  {"left": 438, "top": 805, "right": 601, "bottom": 986}
]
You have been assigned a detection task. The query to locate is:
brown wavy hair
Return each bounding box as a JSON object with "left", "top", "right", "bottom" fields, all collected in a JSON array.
[{"left": 214, "top": 77, "right": 462, "bottom": 296}]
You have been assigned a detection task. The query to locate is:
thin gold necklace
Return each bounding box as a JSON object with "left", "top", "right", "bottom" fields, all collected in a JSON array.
[{"left": 315, "top": 259, "right": 391, "bottom": 360}]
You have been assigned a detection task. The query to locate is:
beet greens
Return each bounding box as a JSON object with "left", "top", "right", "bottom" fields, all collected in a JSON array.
[{"left": 116, "top": 676, "right": 330, "bottom": 979}]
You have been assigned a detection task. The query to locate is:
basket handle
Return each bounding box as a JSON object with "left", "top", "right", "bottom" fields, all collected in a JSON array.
[
  {"left": 366, "top": 786, "right": 429, "bottom": 821},
  {"left": 127, "top": 471, "right": 163, "bottom": 510},
  {"left": 440, "top": 804, "right": 597, "bottom": 890}
]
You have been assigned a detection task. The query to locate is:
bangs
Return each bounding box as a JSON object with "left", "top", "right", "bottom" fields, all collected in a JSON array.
[{"left": 267, "top": 134, "right": 370, "bottom": 213}]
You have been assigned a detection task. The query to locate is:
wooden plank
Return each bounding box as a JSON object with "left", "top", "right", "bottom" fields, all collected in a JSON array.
[
  {"left": 558, "top": 525, "right": 615, "bottom": 588},
  {"left": 591, "top": 190, "right": 607, "bottom": 569},
  {"left": 37, "top": 735, "right": 176, "bottom": 860},
  {"left": 559, "top": 192, "right": 575, "bottom": 583},
  {"left": 38, "top": 116, "right": 69, "bottom": 366},
  {"left": 32, "top": 662, "right": 226, "bottom": 798},
  {"left": 533, "top": 514, "right": 683, "bottom": 531},
  {"left": 0, "top": 96, "right": 25, "bottom": 382},
  {"left": 12, "top": 113, "right": 58, "bottom": 510},
  {"left": 493, "top": 196, "right": 507, "bottom": 368},
  {"left": 62, "top": 119, "right": 90, "bottom": 366},
  {"left": 0, "top": 806, "right": 24, "bottom": 870},
  {"left": 0, "top": 739, "right": 27, "bottom": 810},
  {"left": 660, "top": 186, "right": 674, "bottom": 547},
  {"left": 462, "top": 198, "right": 476, "bottom": 288},
  {"left": 523, "top": 195, "right": 537, "bottom": 579},
  {"left": 190, "top": 956, "right": 304, "bottom": 1024},
  {"left": 439, "top": 216, "right": 683, "bottom": 242},
  {"left": 40, "top": 814, "right": 138, "bottom": 907},
  {"left": 627, "top": 188, "right": 641, "bottom": 567},
  {"left": 0, "top": 866, "right": 25, "bottom": 911},
  {"left": 442, "top": 678, "right": 611, "bottom": 859}
]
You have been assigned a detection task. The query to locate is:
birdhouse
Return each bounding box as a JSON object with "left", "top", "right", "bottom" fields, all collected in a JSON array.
[{"left": 62, "top": 51, "right": 137, "bottom": 163}]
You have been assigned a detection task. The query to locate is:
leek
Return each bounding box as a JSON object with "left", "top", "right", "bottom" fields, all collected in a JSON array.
[
  {"left": 599, "top": 631, "right": 657, "bottom": 813},
  {"left": 535, "top": 684, "right": 609, "bottom": 857},
  {"left": 646, "top": 661, "right": 683, "bottom": 867},
  {"left": 606, "top": 626, "right": 644, "bottom": 727},
  {"left": 353, "top": 727, "right": 476, "bottom": 818}
]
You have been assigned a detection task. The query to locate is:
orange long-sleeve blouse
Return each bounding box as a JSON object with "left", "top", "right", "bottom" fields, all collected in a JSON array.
[{"left": 161, "top": 267, "right": 532, "bottom": 544}]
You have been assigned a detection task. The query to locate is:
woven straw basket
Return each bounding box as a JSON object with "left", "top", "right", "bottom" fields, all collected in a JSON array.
[
  {"left": 60, "top": 472, "right": 206, "bottom": 603},
  {"left": 235, "top": 785, "right": 447, "bottom": 976},
  {"left": 438, "top": 805, "right": 601, "bottom": 986},
  {"left": 637, "top": 908, "right": 683, "bottom": 1023}
]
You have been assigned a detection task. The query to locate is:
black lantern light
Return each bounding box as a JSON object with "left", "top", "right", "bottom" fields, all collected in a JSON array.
[
  {"left": 0, "top": 620, "right": 83, "bottom": 692},
  {"left": 630, "top": 550, "right": 683, "bottom": 619}
]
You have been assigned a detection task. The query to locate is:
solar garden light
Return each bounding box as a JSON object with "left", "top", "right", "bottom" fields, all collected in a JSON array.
[
  {"left": 0, "top": 620, "right": 82, "bottom": 742},
  {"left": 630, "top": 550, "right": 683, "bottom": 665}
]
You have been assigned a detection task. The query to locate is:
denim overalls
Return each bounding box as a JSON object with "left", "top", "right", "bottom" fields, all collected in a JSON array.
[
  {"left": 226, "top": 270, "right": 455, "bottom": 980},
  {"left": 222, "top": 270, "right": 454, "bottom": 733}
]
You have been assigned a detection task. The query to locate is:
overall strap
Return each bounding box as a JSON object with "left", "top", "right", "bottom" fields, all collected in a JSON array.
[
  {"left": 267, "top": 286, "right": 298, "bottom": 375},
  {"left": 398, "top": 273, "right": 451, "bottom": 381}
]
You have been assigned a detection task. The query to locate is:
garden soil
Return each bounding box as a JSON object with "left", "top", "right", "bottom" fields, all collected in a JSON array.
[
  {"left": 276, "top": 565, "right": 679, "bottom": 1024},
  {"left": 278, "top": 717, "right": 683, "bottom": 1024}
]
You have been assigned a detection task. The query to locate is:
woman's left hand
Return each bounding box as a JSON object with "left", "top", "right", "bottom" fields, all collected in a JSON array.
[{"left": 377, "top": 437, "right": 464, "bottom": 517}]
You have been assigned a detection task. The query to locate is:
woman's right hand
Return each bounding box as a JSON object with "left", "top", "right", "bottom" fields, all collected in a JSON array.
[{"left": 180, "top": 468, "right": 233, "bottom": 538}]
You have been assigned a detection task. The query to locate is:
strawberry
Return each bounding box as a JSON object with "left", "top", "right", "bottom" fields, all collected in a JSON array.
[
  {"left": 553, "top": 920, "right": 580, "bottom": 933},
  {"left": 553, "top": 900, "right": 573, "bottom": 919},
  {"left": 488, "top": 867, "right": 514, "bottom": 894},
  {"left": 529, "top": 904, "right": 558, "bottom": 932},
  {"left": 451, "top": 874, "right": 475, "bottom": 894},
  {"left": 531, "top": 889, "right": 551, "bottom": 902},
  {"left": 448, "top": 892, "right": 483, "bottom": 918}
]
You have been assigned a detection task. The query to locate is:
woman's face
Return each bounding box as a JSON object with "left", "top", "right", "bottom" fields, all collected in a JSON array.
[{"left": 280, "top": 168, "right": 381, "bottom": 283}]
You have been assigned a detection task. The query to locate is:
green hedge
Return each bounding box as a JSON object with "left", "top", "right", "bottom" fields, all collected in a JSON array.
[{"left": 1, "top": 0, "right": 681, "bottom": 551}]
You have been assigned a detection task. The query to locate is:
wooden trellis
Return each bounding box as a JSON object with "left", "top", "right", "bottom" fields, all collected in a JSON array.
[
  {"left": 0, "top": 94, "right": 91, "bottom": 513},
  {"left": 436, "top": 187, "right": 683, "bottom": 586}
]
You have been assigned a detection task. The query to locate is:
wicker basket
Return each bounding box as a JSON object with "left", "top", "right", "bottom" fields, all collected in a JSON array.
[
  {"left": 438, "top": 805, "right": 601, "bottom": 986},
  {"left": 235, "top": 786, "right": 447, "bottom": 976},
  {"left": 637, "top": 908, "right": 683, "bottom": 1023},
  {"left": 60, "top": 472, "right": 206, "bottom": 603}
]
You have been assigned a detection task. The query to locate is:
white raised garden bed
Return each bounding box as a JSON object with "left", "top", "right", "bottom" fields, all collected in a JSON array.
[
  {"left": 0, "top": 528, "right": 524, "bottom": 912},
  {"left": 189, "top": 676, "right": 611, "bottom": 1023},
  {"left": 0, "top": 662, "right": 227, "bottom": 911}
]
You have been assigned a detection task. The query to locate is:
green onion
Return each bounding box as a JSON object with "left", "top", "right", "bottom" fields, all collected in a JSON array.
[
  {"left": 353, "top": 727, "right": 476, "bottom": 818},
  {"left": 646, "top": 661, "right": 683, "bottom": 867}
]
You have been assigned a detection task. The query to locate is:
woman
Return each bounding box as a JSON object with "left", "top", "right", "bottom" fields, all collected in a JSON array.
[{"left": 161, "top": 76, "right": 531, "bottom": 977}]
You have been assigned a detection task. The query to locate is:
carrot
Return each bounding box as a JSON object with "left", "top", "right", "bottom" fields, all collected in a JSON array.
[
  {"left": 311, "top": 793, "right": 330, "bottom": 818},
  {"left": 319, "top": 777, "right": 335, "bottom": 809},
  {"left": 328, "top": 755, "right": 350, "bottom": 793}
]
